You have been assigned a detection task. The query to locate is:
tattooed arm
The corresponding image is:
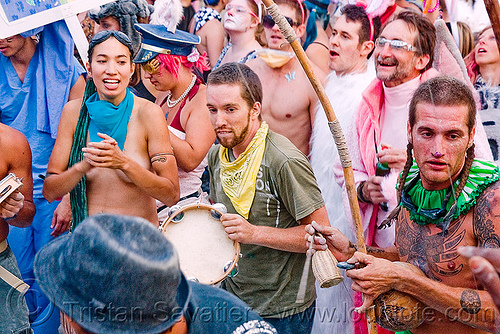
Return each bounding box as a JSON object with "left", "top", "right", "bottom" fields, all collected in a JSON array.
[
  {"left": 348, "top": 182, "right": 500, "bottom": 331},
  {"left": 367, "top": 246, "right": 400, "bottom": 261},
  {"left": 347, "top": 251, "right": 498, "bottom": 331}
]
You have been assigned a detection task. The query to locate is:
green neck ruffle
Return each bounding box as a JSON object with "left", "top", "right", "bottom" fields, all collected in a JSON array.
[{"left": 401, "top": 159, "right": 500, "bottom": 226}]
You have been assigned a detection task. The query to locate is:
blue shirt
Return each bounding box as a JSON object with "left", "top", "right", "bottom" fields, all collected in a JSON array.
[
  {"left": 0, "top": 21, "right": 85, "bottom": 197},
  {"left": 186, "top": 282, "right": 277, "bottom": 334}
]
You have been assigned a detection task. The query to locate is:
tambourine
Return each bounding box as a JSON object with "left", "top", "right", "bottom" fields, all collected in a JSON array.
[
  {"left": 374, "top": 262, "right": 426, "bottom": 331},
  {"left": 159, "top": 203, "right": 240, "bottom": 285},
  {"left": 0, "top": 173, "right": 22, "bottom": 204}
]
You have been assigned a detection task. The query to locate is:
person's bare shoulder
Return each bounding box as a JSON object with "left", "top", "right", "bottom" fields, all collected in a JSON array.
[
  {"left": 0, "top": 124, "right": 30, "bottom": 165},
  {"left": 134, "top": 95, "right": 167, "bottom": 129},
  {"left": 0, "top": 124, "right": 29, "bottom": 150},
  {"left": 134, "top": 95, "right": 164, "bottom": 117},
  {"left": 190, "top": 84, "right": 207, "bottom": 105},
  {"left": 246, "top": 56, "right": 267, "bottom": 74},
  {"left": 473, "top": 180, "right": 500, "bottom": 247},
  {"left": 198, "top": 18, "right": 224, "bottom": 36},
  {"left": 64, "top": 98, "right": 85, "bottom": 120}
]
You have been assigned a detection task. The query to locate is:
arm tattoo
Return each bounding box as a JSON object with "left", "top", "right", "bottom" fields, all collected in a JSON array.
[
  {"left": 473, "top": 182, "right": 500, "bottom": 248},
  {"left": 367, "top": 246, "right": 385, "bottom": 254},
  {"left": 150, "top": 152, "right": 174, "bottom": 164},
  {"left": 460, "top": 289, "right": 481, "bottom": 314}
]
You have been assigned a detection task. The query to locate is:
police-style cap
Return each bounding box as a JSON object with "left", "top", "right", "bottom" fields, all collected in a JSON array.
[{"left": 134, "top": 23, "right": 201, "bottom": 63}]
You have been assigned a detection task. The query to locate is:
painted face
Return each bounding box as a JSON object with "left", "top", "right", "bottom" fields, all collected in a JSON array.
[
  {"left": 0, "top": 35, "right": 29, "bottom": 58},
  {"left": 329, "top": 14, "right": 364, "bottom": 74},
  {"left": 207, "top": 83, "right": 255, "bottom": 151},
  {"left": 94, "top": 16, "right": 121, "bottom": 33},
  {"left": 374, "top": 19, "right": 422, "bottom": 87},
  {"left": 87, "top": 36, "right": 134, "bottom": 104},
  {"left": 475, "top": 28, "right": 500, "bottom": 67},
  {"left": 143, "top": 58, "right": 177, "bottom": 92},
  {"left": 263, "top": 4, "right": 300, "bottom": 51},
  {"left": 223, "top": 0, "right": 257, "bottom": 32},
  {"left": 409, "top": 102, "right": 474, "bottom": 190}
]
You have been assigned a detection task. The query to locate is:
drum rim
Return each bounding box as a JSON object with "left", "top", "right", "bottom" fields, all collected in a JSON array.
[{"left": 161, "top": 203, "right": 241, "bottom": 285}]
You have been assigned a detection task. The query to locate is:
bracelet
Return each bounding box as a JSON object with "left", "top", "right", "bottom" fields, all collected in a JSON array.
[
  {"left": 357, "top": 181, "right": 372, "bottom": 204},
  {"left": 348, "top": 240, "right": 358, "bottom": 251}
]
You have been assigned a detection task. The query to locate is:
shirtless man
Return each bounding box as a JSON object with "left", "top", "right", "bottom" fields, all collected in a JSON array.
[
  {"left": 43, "top": 31, "right": 179, "bottom": 227},
  {"left": 0, "top": 124, "right": 35, "bottom": 334},
  {"left": 247, "top": 0, "right": 325, "bottom": 155},
  {"left": 307, "top": 76, "right": 500, "bottom": 333}
]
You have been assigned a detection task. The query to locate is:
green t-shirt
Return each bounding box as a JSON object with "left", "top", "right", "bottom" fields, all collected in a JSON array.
[{"left": 208, "top": 130, "right": 325, "bottom": 318}]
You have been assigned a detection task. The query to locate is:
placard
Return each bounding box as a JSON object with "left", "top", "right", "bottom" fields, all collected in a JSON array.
[{"left": 0, "top": 0, "right": 113, "bottom": 38}]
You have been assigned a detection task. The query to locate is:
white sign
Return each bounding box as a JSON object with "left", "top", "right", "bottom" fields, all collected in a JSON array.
[{"left": 0, "top": 0, "right": 113, "bottom": 38}]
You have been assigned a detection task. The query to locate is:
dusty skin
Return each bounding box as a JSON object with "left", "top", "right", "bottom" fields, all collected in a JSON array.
[{"left": 0, "top": 124, "right": 35, "bottom": 242}]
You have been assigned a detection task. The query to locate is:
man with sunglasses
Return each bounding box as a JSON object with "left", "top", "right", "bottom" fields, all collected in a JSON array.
[
  {"left": 307, "top": 76, "right": 500, "bottom": 334},
  {"left": 0, "top": 22, "right": 85, "bottom": 333},
  {"left": 247, "top": 0, "right": 325, "bottom": 156},
  {"left": 345, "top": 11, "right": 493, "bottom": 254}
]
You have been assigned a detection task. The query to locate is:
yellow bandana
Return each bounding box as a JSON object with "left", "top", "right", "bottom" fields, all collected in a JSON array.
[{"left": 219, "top": 122, "right": 269, "bottom": 218}]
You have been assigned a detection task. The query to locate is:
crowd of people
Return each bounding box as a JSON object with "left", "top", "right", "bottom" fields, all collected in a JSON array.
[{"left": 2, "top": 0, "right": 500, "bottom": 333}]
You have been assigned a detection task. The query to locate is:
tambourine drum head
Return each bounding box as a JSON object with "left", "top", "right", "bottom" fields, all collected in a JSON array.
[{"left": 161, "top": 204, "right": 239, "bottom": 285}]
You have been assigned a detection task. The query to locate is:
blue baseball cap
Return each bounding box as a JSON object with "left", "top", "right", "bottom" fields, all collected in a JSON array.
[
  {"left": 34, "top": 213, "right": 191, "bottom": 334},
  {"left": 134, "top": 23, "right": 201, "bottom": 63}
]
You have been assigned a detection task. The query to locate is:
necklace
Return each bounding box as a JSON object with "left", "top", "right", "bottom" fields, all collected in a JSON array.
[{"left": 166, "top": 75, "right": 197, "bottom": 108}]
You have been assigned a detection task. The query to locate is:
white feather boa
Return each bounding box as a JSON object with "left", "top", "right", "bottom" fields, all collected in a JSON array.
[
  {"left": 151, "top": 0, "right": 183, "bottom": 32},
  {"left": 309, "top": 62, "right": 375, "bottom": 334}
]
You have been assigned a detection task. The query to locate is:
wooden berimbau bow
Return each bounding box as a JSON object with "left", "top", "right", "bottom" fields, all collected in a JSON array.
[{"left": 257, "top": 0, "right": 377, "bottom": 332}]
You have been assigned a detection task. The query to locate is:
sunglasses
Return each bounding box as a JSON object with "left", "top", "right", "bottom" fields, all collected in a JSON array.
[
  {"left": 374, "top": 37, "right": 419, "bottom": 52},
  {"left": 262, "top": 14, "right": 299, "bottom": 29},
  {"left": 141, "top": 58, "right": 161, "bottom": 75}
]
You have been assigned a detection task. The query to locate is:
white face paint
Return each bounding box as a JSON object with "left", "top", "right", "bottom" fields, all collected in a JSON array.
[
  {"left": 223, "top": 0, "right": 255, "bottom": 33},
  {"left": 223, "top": 10, "right": 249, "bottom": 32}
]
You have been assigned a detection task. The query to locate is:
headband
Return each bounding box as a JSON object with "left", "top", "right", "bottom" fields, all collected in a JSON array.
[
  {"left": 297, "top": 0, "right": 305, "bottom": 25},
  {"left": 253, "top": 0, "right": 263, "bottom": 22},
  {"left": 355, "top": 2, "right": 374, "bottom": 41}
]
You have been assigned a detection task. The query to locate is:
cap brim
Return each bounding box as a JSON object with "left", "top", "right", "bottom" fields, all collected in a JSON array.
[
  {"left": 34, "top": 234, "right": 191, "bottom": 334},
  {"left": 134, "top": 48, "right": 159, "bottom": 64}
]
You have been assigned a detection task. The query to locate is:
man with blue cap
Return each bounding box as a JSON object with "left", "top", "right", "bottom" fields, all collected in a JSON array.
[{"left": 34, "top": 213, "right": 277, "bottom": 334}]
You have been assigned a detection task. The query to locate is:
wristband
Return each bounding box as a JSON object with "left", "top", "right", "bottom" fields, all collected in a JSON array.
[{"left": 357, "top": 181, "right": 372, "bottom": 204}]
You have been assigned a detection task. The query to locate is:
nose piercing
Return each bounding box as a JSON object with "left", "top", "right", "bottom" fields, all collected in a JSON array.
[{"left": 432, "top": 151, "right": 443, "bottom": 158}]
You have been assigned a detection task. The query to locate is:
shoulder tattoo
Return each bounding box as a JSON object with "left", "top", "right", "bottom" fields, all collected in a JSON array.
[
  {"left": 151, "top": 152, "right": 174, "bottom": 164},
  {"left": 473, "top": 182, "right": 500, "bottom": 248}
]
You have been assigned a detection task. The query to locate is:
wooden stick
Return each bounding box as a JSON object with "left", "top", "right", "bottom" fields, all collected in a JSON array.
[
  {"left": 259, "top": 1, "right": 377, "bottom": 332},
  {"left": 484, "top": 0, "right": 500, "bottom": 54}
]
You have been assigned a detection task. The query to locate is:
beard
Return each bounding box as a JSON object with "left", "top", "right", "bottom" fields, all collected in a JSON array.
[
  {"left": 376, "top": 55, "right": 417, "bottom": 85},
  {"left": 216, "top": 112, "right": 251, "bottom": 149}
]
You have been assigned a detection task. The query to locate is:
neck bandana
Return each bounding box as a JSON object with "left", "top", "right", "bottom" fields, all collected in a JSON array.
[
  {"left": 401, "top": 159, "right": 500, "bottom": 228},
  {"left": 255, "top": 48, "right": 295, "bottom": 68},
  {"left": 219, "top": 122, "right": 269, "bottom": 218},
  {"left": 85, "top": 89, "right": 134, "bottom": 150}
]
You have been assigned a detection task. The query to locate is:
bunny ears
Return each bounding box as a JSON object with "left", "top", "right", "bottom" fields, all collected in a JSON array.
[{"left": 355, "top": 1, "right": 375, "bottom": 41}]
